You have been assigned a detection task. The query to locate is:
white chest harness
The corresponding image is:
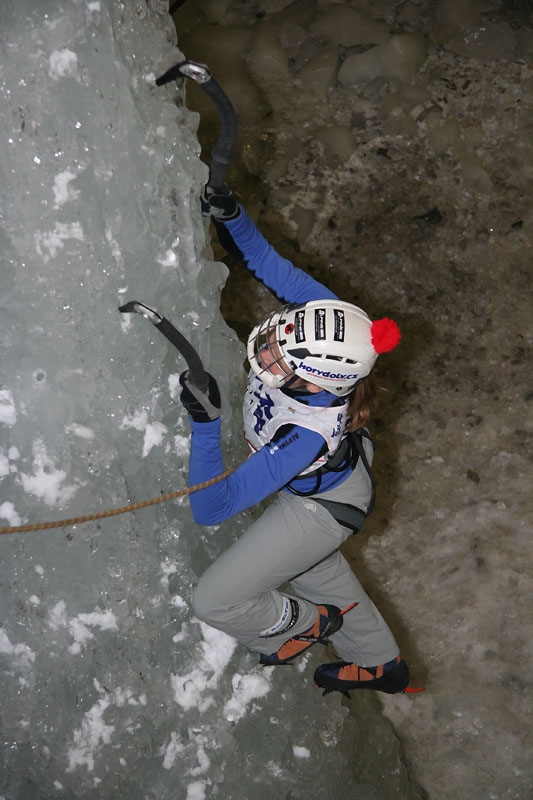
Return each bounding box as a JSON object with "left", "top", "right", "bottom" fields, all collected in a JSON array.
[
  {"left": 243, "top": 373, "right": 348, "bottom": 475},
  {"left": 242, "top": 372, "right": 375, "bottom": 532}
]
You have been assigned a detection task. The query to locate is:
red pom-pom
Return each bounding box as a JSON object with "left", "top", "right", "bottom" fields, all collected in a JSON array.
[{"left": 370, "top": 318, "right": 401, "bottom": 354}]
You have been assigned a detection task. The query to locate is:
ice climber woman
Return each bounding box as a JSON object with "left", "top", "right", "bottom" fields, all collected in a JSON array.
[{"left": 178, "top": 186, "right": 411, "bottom": 696}]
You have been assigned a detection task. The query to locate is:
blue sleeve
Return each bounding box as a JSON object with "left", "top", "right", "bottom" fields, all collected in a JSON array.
[
  {"left": 187, "top": 418, "right": 326, "bottom": 526},
  {"left": 222, "top": 208, "right": 338, "bottom": 304}
]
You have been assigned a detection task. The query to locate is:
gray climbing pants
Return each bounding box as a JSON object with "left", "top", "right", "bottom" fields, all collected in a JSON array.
[{"left": 193, "top": 457, "right": 400, "bottom": 668}]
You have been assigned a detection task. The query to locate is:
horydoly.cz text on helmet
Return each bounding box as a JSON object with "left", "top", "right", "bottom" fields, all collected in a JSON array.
[{"left": 296, "top": 361, "right": 360, "bottom": 382}]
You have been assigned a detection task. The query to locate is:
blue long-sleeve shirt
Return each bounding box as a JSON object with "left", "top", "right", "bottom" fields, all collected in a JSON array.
[{"left": 188, "top": 207, "right": 352, "bottom": 526}]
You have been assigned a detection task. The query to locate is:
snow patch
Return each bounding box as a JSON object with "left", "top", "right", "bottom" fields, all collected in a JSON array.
[
  {"left": 67, "top": 697, "right": 114, "bottom": 772},
  {"left": 186, "top": 782, "right": 207, "bottom": 800},
  {"left": 174, "top": 434, "right": 190, "bottom": 458},
  {"left": 142, "top": 421, "right": 168, "bottom": 457},
  {"left": 162, "top": 731, "right": 184, "bottom": 769},
  {"left": 120, "top": 409, "right": 148, "bottom": 432},
  {"left": 47, "top": 602, "right": 117, "bottom": 654},
  {"left": 53, "top": 170, "right": 79, "bottom": 208},
  {"left": 168, "top": 373, "right": 181, "bottom": 399},
  {"left": 49, "top": 49, "right": 79, "bottom": 81},
  {"left": 0, "top": 628, "right": 36, "bottom": 670},
  {"left": 68, "top": 610, "right": 118, "bottom": 655},
  {"left": 160, "top": 560, "right": 178, "bottom": 591},
  {"left": 0, "top": 502, "right": 22, "bottom": 526},
  {"left": 170, "top": 595, "right": 188, "bottom": 609},
  {"left": 171, "top": 621, "right": 237, "bottom": 712},
  {"left": 223, "top": 670, "right": 273, "bottom": 722},
  {"left": 66, "top": 423, "right": 96, "bottom": 440},
  {"left": 0, "top": 390, "right": 17, "bottom": 426},
  {"left": 19, "top": 440, "right": 78, "bottom": 507},
  {"left": 157, "top": 249, "right": 178, "bottom": 267},
  {"left": 48, "top": 600, "right": 68, "bottom": 629},
  {"left": 0, "top": 451, "right": 10, "bottom": 477},
  {"left": 35, "top": 222, "right": 85, "bottom": 262},
  {"left": 119, "top": 411, "right": 167, "bottom": 456},
  {"left": 190, "top": 746, "right": 210, "bottom": 776}
]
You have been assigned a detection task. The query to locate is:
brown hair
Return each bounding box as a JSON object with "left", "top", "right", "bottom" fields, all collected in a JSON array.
[{"left": 346, "top": 373, "right": 377, "bottom": 432}]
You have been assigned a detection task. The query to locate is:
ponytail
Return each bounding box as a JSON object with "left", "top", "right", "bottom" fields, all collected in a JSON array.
[{"left": 346, "top": 373, "right": 377, "bottom": 432}]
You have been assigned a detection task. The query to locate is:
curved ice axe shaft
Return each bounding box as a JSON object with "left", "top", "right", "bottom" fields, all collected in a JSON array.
[
  {"left": 155, "top": 60, "right": 237, "bottom": 190},
  {"left": 119, "top": 301, "right": 209, "bottom": 392}
]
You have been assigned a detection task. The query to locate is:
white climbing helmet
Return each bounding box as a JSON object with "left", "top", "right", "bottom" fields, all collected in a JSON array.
[{"left": 247, "top": 299, "right": 401, "bottom": 396}]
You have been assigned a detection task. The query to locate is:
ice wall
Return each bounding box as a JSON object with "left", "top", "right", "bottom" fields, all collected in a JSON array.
[{"left": 0, "top": 2, "right": 423, "bottom": 798}]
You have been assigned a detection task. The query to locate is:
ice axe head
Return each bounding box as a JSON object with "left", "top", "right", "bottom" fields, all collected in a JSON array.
[{"left": 119, "top": 301, "right": 209, "bottom": 393}]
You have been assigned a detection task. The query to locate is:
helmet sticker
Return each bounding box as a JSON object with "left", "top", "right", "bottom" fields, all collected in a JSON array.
[
  {"left": 284, "top": 323, "right": 295, "bottom": 334},
  {"left": 315, "top": 308, "right": 326, "bottom": 340},
  {"left": 333, "top": 309, "right": 345, "bottom": 341},
  {"left": 294, "top": 310, "right": 306, "bottom": 343},
  {"left": 297, "top": 360, "right": 359, "bottom": 381}
]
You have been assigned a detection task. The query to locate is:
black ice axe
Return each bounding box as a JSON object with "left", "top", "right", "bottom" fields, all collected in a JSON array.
[
  {"left": 119, "top": 301, "right": 209, "bottom": 392},
  {"left": 155, "top": 59, "right": 238, "bottom": 190},
  {"left": 119, "top": 61, "right": 238, "bottom": 388}
]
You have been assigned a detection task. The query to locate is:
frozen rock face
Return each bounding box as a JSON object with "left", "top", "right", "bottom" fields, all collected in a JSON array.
[
  {"left": 338, "top": 34, "right": 428, "bottom": 86},
  {"left": 174, "top": 2, "right": 533, "bottom": 800},
  {"left": 0, "top": 2, "right": 423, "bottom": 799}
]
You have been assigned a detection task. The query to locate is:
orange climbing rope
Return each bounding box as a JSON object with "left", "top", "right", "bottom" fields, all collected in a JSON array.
[{"left": 0, "top": 469, "right": 234, "bottom": 535}]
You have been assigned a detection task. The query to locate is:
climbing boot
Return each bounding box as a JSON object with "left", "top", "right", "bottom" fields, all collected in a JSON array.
[{"left": 314, "top": 655, "right": 410, "bottom": 696}]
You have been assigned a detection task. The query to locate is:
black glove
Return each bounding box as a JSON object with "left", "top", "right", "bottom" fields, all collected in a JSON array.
[
  {"left": 200, "top": 184, "right": 240, "bottom": 221},
  {"left": 179, "top": 371, "right": 221, "bottom": 423}
]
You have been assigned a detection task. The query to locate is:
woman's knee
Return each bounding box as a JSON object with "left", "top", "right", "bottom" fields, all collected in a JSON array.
[
  {"left": 192, "top": 577, "right": 215, "bottom": 624},
  {"left": 192, "top": 570, "right": 233, "bottom": 625}
]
